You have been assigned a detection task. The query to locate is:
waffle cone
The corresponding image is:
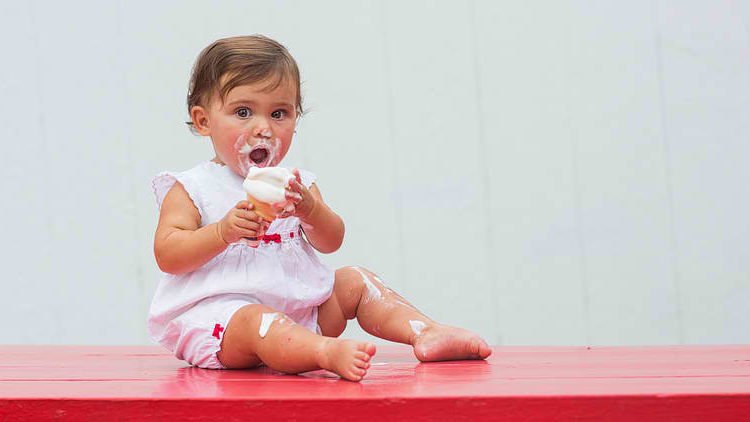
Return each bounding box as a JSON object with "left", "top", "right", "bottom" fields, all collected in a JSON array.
[{"left": 247, "top": 194, "right": 277, "bottom": 222}]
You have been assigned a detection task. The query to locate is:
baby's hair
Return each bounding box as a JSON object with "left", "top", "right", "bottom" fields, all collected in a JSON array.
[{"left": 186, "top": 34, "right": 303, "bottom": 129}]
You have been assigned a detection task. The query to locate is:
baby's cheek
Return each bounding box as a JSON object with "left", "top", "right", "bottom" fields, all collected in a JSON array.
[{"left": 272, "top": 140, "right": 293, "bottom": 165}]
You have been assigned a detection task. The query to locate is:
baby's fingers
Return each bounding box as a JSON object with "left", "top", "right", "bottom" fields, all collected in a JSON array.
[
  {"left": 235, "top": 200, "right": 253, "bottom": 210},
  {"left": 288, "top": 179, "right": 309, "bottom": 197},
  {"left": 237, "top": 208, "right": 263, "bottom": 223},
  {"left": 233, "top": 216, "right": 262, "bottom": 233},
  {"left": 285, "top": 189, "right": 303, "bottom": 203}
]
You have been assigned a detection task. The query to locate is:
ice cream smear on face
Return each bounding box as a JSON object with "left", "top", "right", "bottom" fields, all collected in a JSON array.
[
  {"left": 242, "top": 166, "right": 296, "bottom": 221},
  {"left": 235, "top": 132, "right": 280, "bottom": 175},
  {"left": 238, "top": 142, "right": 273, "bottom": 166}
]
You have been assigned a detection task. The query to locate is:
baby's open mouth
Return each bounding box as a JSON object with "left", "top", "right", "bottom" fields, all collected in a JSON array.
[{"left": 249, "top": 146, "right": 270, "bottom": 166}]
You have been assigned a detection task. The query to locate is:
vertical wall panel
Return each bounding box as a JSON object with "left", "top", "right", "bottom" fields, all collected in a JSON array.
[
  {"left": 5, "top": 0, "right": 142, "bottom": 343},
  {"left": 565, "top": 0, "right": 680, "bottom": 344},
  {"left": 472, "top": 1, "right": 587, "bottom": 345},
  {"left": 0, "top": 2, "right": 51, "bottom": 339},
  {"left": 656, "top": 0, "right": 750, "bottom": 343}
]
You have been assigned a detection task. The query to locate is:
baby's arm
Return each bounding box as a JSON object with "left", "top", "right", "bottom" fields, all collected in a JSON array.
[
  {"left": 154, "top": 182, "right": 264, "bottom": 274},
  {"left": 288, "top": 179, "right": 344, "bottom": 254}
]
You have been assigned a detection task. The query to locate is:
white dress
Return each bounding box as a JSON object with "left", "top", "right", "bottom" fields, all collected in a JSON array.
[{"left": 148, "top": 161, "right": 334, "bottom": 369}]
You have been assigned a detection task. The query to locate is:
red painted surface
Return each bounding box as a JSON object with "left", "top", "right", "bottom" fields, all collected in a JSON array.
[{"left": 1, "top": 345, "right": 750, "bottom": 420}]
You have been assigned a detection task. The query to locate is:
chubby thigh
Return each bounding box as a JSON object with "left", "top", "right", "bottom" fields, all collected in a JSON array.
[
  {"left": 216, "top": 304, "right": 268, "bottom": 369},
  {"left": 216, "top": 303, "right": 321, "bottom": 369},
  {"left": 217, "top": 303, "right": 328, "bottom": 372}
]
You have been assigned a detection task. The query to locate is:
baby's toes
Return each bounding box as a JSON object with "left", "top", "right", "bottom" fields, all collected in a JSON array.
[
  {"left": 354, "top": 358, "right": 369, "bottom": 369},
  {"left": 357, "top": 342, "right": 377, "bottom": 357},
  {"left": 348, "top": 366, "right": 366, "bottom": 381},
  {"left": 478, "top": 341, "right": 492, "bottom": 359},
  {"left": 353, "top": 366, "right": 367, "bottom": 379},
  {"left": 355, "top": 351, "right": 372, "bottom": 362}
]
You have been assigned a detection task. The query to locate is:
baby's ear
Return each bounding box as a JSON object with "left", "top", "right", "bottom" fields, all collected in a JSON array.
[{"left": 189, "top": 105, "right": 211, "bottom": 135}]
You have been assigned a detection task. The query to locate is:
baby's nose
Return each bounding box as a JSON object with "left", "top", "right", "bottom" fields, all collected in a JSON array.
[
  {"left": 253, "top": 122, "right": 272, "bottom": 139},
  {"left": 258, "top": 129, "right": 273, "bottom": 138}
]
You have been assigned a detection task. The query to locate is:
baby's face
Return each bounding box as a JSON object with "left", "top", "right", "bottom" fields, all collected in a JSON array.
[{"left": 198, "top": 79, "right": 297, "bottom": 177}]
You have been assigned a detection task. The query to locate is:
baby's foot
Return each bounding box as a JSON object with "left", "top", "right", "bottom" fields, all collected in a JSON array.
[
  {"left": 412, "top": 324, "right": 492, "bottom": 362},
  {"left": 318, "top": 338, "right": 377, "bottom": 382}
]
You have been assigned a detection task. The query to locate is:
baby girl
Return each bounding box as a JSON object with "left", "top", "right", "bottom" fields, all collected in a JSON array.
[{"left": 149, "top": 35, "right": 491, "bottom": 381}]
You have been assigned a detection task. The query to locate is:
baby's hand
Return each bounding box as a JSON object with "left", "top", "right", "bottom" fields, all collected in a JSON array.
[
  {"left": 278, "top": 168, "right": 317, "bottom": 220},
  {"left": 217, "top": 201, "right": 266, "bottom": 244}
]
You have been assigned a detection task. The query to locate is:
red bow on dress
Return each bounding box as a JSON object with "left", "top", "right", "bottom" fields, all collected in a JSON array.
[{"left": 262, "top": 233, "right": 282, "bottom": 244}]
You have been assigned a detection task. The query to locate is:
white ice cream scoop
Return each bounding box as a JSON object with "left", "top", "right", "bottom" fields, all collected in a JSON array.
[{"left": 242, "top": 167, "right": 296, "bottom": 221}]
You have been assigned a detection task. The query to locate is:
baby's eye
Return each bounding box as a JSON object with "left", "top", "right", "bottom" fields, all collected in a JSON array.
[
  {"left": 235, "top": 107, "right": 252, "bottom": 118},
  {"left": 271, "top": 109, "right": 286, "bottom": 120}
]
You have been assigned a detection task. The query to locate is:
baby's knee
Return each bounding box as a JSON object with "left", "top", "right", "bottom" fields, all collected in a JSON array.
[
  {"left": 336, "top": 266, "right": 373, "bottom": 289},
  {"left": 231, "top": 304, "right": 290, "bottom": 338},
  {"left": 335, "top": 266, "right": 385, "bottom": 303},
  {"left": 218, "top": 304, "right": 283, "bottom": 368},
  {"left": 335, "top": 266, "right": 355, "bottom": 282},
  {"left": 233, "top": 304, "right": 275, "bottom": 326}
]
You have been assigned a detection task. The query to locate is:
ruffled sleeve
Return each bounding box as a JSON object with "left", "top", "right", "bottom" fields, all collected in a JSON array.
[{"left": 151, "top": 171, "right": 206, "bottom": 222}]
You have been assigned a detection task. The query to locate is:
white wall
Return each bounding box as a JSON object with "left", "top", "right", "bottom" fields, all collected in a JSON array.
[{"left": 0, "top": 0, "right": 747, "bottom": 346}]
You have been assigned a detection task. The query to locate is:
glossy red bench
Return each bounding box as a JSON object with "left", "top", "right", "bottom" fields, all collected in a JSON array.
[{"left": 1, "top": 344, "right": 749, "bottom": 420}]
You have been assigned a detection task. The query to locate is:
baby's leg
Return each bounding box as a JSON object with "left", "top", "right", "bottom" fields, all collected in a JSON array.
[
  {"left": 317, "top": 267, "right": 492, "bottom": 362},
  {"left": 217, "top": 304, "right": 376, "bottom": 381}
]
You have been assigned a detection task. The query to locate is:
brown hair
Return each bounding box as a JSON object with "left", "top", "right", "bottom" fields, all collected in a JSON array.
[{"left": 186, "top": 35, "right": 303, "bottom": 128}]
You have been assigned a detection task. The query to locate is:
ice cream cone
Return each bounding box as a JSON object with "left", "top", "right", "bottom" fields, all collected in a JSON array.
[
  {"left": 247, "top": 193, "right": 278, "bottom": 222},
  {"left": 243, "top": 166, "right": 295, "bottom": 223}
]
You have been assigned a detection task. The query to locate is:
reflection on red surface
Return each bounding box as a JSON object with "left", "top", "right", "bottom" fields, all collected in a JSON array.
[{"left": 2, "top": 344, "right": 750, "bottom": 420}]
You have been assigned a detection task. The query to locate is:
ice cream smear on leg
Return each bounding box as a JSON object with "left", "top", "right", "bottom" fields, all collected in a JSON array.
[
  {"left": 258, "top": 312, "right": 281, "bottom": 338},
  {"left": 409, "top": 320, "right": 427, "bottom": 337},
  {"left": 243, "top": 166, "right": 296, "bottom": 221},
  {"left": 351, "top": 266, "right": 382, "bottom": 301}
]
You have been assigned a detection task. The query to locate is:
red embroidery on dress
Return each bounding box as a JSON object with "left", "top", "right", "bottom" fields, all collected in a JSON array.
[
  {"left": 212, "top": 323, "right": 224, "bottom": 339},
  {"left": 262, "top": 233, "right": 282, "bottom": 243}
]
